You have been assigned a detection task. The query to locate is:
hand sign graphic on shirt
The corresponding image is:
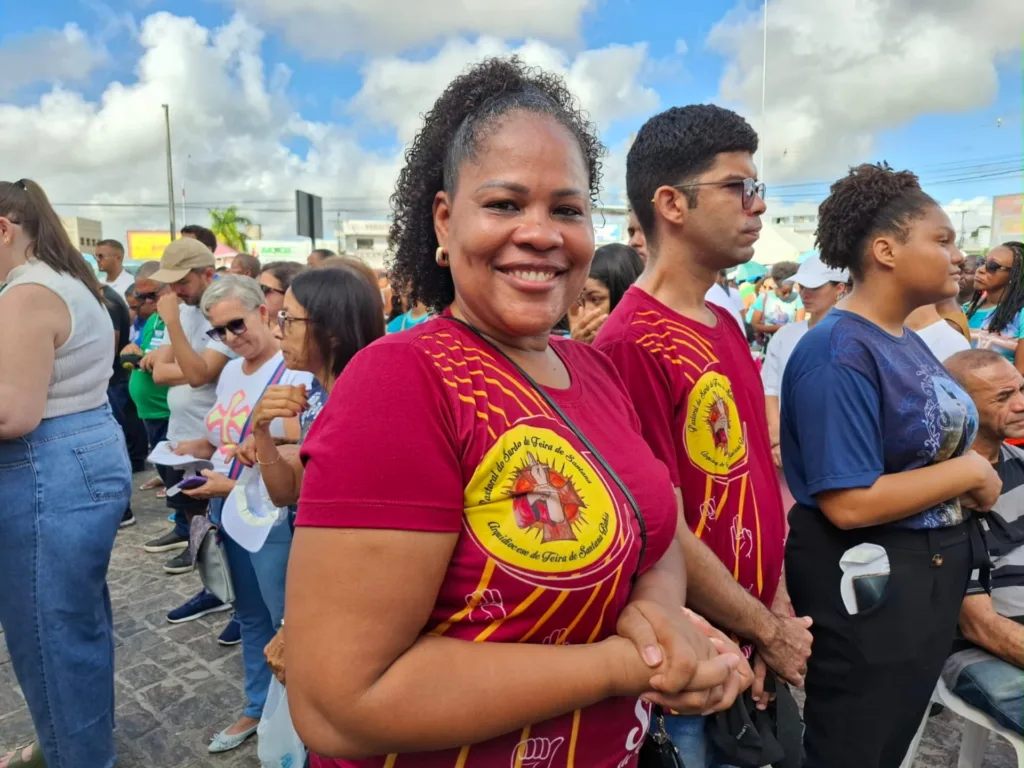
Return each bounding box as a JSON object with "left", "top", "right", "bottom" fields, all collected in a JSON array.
[
  {"left": 731, "top": 517, "right": 754, "bottom": 559},
  {"left": 466, "top": 589, "right": 507, "bottom": 622},
  {"left": 511, "top": 736, "right": 565, "bottom": 768},
  {"left": 206, "top": 390, "right": 250, "bottom": 447},
  {"left": 542, "top": 628, "right": 569, "bottom": 646}
]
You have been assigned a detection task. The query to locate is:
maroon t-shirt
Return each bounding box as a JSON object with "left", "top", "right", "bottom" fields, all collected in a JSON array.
[
  {"left": 298, "top": 318, "right": 678, "bottom": 768},
  {"left": 595, "top": 287, "right": 784, "bottom": 607}
]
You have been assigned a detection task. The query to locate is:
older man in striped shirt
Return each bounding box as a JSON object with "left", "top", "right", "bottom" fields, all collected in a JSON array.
[{"left": 944, "top": 348, "right": 1024, "bottom": 735}]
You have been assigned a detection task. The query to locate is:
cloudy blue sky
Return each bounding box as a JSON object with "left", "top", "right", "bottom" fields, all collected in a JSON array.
[{"left": 2, "top": 0, "right": 1022, "bottom": 240}]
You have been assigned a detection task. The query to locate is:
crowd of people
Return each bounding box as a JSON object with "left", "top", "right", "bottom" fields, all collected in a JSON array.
[{"left": 2, "top": 56, "right": 1024, "bottom": 768}]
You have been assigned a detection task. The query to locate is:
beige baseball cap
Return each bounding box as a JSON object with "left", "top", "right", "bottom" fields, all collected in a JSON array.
[{"left": 150, "top": 238, "right": 216, "bottom": 283}]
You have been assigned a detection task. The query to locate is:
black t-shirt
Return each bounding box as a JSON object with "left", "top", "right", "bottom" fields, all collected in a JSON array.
[{"left": 102, "top": 285, "right": 131, "bottom": 386}]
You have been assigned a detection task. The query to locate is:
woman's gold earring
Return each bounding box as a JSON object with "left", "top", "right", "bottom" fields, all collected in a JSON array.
[{"left": 436, "top": 247, "right": 449, "bottom": 266}]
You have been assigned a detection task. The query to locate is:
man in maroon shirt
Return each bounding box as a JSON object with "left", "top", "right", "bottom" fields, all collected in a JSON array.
[{"left": 594, "top": 105, "right": 812, "bottom": 765}]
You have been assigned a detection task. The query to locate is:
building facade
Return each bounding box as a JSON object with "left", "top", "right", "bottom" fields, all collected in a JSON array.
[{"left": 61, "top": 217, "right": 103, "bottom": 255}]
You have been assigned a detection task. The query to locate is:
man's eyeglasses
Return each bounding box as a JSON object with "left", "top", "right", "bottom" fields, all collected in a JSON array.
[
  {"left": 206, "top": 317, "right": 248, "bottom": 342},
  {"left": 666, "top": 178, "right": 767, "bottom": 211},
  {"left": 276, "top": 310, "right": 311, "bottom": 332},
  {"left": 136, "top": 291, "right": 159, "bottom": 303},
  {"left": 261, "top": 284, "right": 286, "bottom": 297},
  {"left": 981, "top": 260, "right": 1011, "bottom": 274}
]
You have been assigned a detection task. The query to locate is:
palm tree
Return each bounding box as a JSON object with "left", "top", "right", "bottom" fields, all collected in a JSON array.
[{"left": 208, "top": 206, "right": 253, "bottom": 251}]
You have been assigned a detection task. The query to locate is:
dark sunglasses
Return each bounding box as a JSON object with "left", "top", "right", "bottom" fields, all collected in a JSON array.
[
  {"left": 206, "top": 317, "right": 248, "bottom": 342},
  {"left": 135, "top": 291, "right": 159, "bottom": 303},
  {"left": 260, "top": 284, "right": 286, "bottom": 297},
  {"left": 981, "top": 260, "right": 1011, "bottom": 274},
  {"left": 669, "top": 177, "right": 767, "bottom": 211}
]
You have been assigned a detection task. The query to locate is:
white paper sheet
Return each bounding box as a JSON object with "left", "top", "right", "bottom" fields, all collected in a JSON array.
[{"left": 147, "top": 441, "right": 215, "bottom": 472}]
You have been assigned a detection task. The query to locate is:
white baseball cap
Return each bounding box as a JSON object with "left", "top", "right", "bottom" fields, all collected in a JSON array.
[{"left": 787, "top": 252, "right": 849, "bottom": 289}]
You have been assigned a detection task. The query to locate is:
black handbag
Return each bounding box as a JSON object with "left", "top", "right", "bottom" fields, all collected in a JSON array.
[
  {"left": 452, "top": 320, "right": 683, "bottom": 767},
  {"left": 638, "top": 706, "right": 685, "bottom": 768},
  {"left": 707, "top": 674, "right": 803, "bottom": 768}
]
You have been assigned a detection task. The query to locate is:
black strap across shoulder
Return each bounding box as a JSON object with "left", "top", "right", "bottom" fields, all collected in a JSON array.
[{"left": 448, "top": 318, "right": 648, "bottom": 585}]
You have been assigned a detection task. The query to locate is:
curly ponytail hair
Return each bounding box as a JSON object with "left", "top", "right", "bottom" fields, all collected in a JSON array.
[
  {"left": 387, "top": 56, "right": 604, "bottom": 313},
  {"left": 816, "top": 162, "right": 938, "bottom": 280},
  {"left": 966, "top": 241, "right": 1024, "bottom": 335}
]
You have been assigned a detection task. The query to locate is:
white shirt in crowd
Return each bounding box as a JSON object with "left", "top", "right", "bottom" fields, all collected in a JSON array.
[
  {"left": 105, "top": 269, "right": 135, "bottom": 298},
  {"left": 205, "top": 351, "right": 314, "bottom": 475},
  {"left": 706, "top": 282, "right": 747, "bottom": 336},
  {"left": 761, "top": 320, "right": 810, "bottom": 397},
  {"left": 162, "top": 305, "right": 237, "bottom": 442},
  {"left": 914, "top": 319, "right": 971, "bottom": 363}
]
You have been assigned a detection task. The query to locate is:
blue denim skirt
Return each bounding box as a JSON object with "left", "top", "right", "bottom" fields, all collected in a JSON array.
[{"left": 0, "top": 404, "right": 131, "bottom": 768}]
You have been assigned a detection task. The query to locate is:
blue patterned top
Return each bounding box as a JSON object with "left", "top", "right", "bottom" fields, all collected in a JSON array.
[
  {"left": 781, "top": 310, "right": 978, "bottom": 529},
  {"left": 965, "top": 304, "right": 1024, "bottom": 363},
  {"left": 300, "top": 378, "right": 327, "bottom": 444}
]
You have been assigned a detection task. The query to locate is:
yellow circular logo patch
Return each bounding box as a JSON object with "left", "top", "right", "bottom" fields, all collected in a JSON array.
[
  {"left": 683, "top": 371, "right": 747, "bottom": 476},
  {"left": 464, "top": 424, "right": 630, "bottom": 588}
]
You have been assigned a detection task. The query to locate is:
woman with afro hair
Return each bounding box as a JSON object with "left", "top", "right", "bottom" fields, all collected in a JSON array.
[
  {"left": 779, "top": 163, "right": 1001, "bottom": 767},
  {"left": 283, "top": 58, "right": 749, "bottom": 768}
]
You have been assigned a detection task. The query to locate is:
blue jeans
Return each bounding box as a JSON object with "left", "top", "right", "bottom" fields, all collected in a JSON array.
[
  {"left": 0, "top": 405, "right": 131, "bottom": 768},
  {"left": 211, "top": 498, "right": 292, "bottom": 719},
  {"left": 663, "top": 715, "right": 739, "bottom": 768},
  {"left": 951, "top": 652, "right": 1024, "bottom": 736}
]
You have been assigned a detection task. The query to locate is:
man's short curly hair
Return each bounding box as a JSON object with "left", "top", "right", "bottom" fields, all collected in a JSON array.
[
  {"left": 387, "top": 56, "right": 604, "bottom": 313},
  {"left": 626, "top": 105, "right": 758, "bottom": 240},
  {"left": 816, "top": 162, "right": 937, "bottom": 280}
]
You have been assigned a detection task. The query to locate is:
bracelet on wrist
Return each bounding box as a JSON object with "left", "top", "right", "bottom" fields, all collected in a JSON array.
[{"left": 256, "top": 449, "right": 282, "bottom": 467}]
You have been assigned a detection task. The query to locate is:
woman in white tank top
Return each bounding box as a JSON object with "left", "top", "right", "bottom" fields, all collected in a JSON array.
[{"left": 0, "top": 179, "right": 131, "bottom": 768}]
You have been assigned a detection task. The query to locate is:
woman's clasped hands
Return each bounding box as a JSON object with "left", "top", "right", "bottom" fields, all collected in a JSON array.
[{"left": 614, "top": 601, "right": 752, "bottom": 715}]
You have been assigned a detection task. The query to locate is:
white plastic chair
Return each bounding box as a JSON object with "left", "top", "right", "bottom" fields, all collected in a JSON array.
[{"left": 901, "top": 677, "right": 1024, "bottom": 768}]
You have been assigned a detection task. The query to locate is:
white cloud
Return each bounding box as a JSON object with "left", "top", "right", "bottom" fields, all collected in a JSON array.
[
  {"left": 708, "top": 0, "right": 1024, "bottom": 181},
  {"left": 350, "top": 37, "right": 660, "bottom": 144},
  {"left": 228, "top": 0, "right": 594, "bottom": 58},
  {"left": 1, "top": 11, "right": 656, "bottom": 245},
  {"left": 0, "top": 24, "right": 109, "bottom": 99},
  {"left": 674, "top": 39, "right": 688, "bottom": 56},
  {"left": 0, "top": 12, "right": 400, "bottom": 244}
]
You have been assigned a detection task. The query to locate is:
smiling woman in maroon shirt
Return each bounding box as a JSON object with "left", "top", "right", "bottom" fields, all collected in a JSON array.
[{"left": 284, "top": 59, "right": 749, "bottom": 768}]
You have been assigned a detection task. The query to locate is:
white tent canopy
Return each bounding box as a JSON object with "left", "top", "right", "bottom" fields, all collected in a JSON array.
[{"left": 751, "top": 224, "right": 814, "bottom": 266}]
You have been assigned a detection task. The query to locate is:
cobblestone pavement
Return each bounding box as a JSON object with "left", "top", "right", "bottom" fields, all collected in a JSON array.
[{"left": 1, "top": 474, "right": 1020, "bottom": 767}]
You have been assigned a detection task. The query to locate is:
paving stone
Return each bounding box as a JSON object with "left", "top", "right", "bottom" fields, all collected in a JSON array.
[
  {"left": 114, "top": 701, "right": 162, "bottom": 740},
  {"left": 118, "top": 661, "right": 171, "bottom": 690}
]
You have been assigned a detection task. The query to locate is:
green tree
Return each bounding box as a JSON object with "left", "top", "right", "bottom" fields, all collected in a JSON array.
[{"left": 208, "top": 206, "right": 253, "bottom": 251}]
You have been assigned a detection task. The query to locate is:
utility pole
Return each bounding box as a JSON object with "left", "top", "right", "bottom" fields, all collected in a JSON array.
[
  {"left": 163, "top": 104, "right": 177, "bottom": 239},
  {"left": 759, "top": 0, "right": 768, "bottom": 183},
  {"left": 336, "top": 210, "right": 343, "bottom": 254}
]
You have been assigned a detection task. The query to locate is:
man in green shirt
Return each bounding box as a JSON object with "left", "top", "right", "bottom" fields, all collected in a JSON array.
[{"left": 123, "top": 262, "right": 172, "bottom": 489}]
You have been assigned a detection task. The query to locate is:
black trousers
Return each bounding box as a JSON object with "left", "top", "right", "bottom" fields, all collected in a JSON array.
[
  {"left": 108, "top": 381, "right": 148, "bottom": 471},
  {"left": 785, "top": 505, "right": 972, "bottom": 768}
]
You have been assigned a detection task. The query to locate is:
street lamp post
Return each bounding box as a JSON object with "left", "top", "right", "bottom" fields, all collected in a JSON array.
[
  {"left": 760, "top": 0, "right": 768, "bottom": 184},
  {"left": 163, "top": 104, "right": 176, "bottom": 239}
]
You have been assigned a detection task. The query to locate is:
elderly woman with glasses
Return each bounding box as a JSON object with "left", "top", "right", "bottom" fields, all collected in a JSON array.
[{"left": 172, "top": 274, "right": 314, "bottom": 754}]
